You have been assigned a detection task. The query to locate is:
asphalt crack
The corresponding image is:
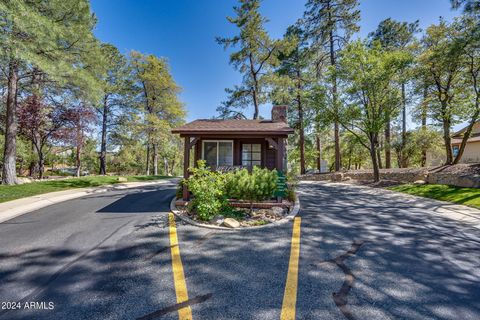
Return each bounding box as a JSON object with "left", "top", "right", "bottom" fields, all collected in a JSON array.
[
  {"left": 136, "top": 293, "right": 213, "bottom": 320},
  {"left": 321, "top": 240, "right": 365, "bottom": 320}
]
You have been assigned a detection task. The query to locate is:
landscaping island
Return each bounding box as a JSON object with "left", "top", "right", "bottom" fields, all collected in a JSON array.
[{"left": 174, "top": 161, "right": 296, "bottom": 228}]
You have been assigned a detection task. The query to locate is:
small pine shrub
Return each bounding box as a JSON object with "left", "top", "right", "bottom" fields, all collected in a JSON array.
[{"left": 226, "top": 167, "right": 277, "bottom": 208}]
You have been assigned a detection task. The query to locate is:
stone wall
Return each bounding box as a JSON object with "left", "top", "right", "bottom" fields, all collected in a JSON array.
[
  {"left": 427, "top": 172, "right": 480, "bottom": 188},
  {"left": 302, "top": 168, "right": 428, "bottom": 183},
  {"left": 301, "top": 166, "right": 480, "bottom": 188}
]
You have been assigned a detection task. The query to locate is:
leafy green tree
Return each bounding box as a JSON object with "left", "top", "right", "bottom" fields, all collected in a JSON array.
[
  {"left": 369, "top": 18, "right": 419, "bottom": 168},
  {"left": 216, "top": 0, "right": 286, "bottom": 119},
  {"left": 0, "top": 0, "right": 102, "bottom": 184},
  {"left": 304, "top": 0, "right": 360, "bottom": 171},
  {"left": 451, "top": 15, "right": 480, "bottom": 163},
  {"left": 341, "top": 131, "right": 369, "bottom": 170},
  {"left": 392, "top": 127, "right": 443, "bottom": 167},
  {"left": 336, "top": 41, "right": 407, "bottom": 181},
  {"left": 418, "top": 19, "right": 468, "bottom": 164},
  {"left": 98, "top": 44, "right": 134, "bottom": 175},
  {"left": 130, "top": 51, "right": 186, "bottom": 175}
]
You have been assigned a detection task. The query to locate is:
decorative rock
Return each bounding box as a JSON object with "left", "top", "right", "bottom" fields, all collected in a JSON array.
[
  {"left": 271, "top": 207, "right": 285, "bottom": 217},
  {"left": 17, "top": 177, "right": 33, "bottom": 184},
  {"left": 331, "top": 172, "right": 344, "bottom": 182},
  {"left": 223, "top": 218, "right": 240, "bottom": 228},
  {"left": 117, "top": 177, "right": 128, "bottom": 182},
  {"left": 414, "top": 180, "right": 426, "bottom": 185},
  {"left": 211, "top": 215, "right": 224, "bottom": 225}
]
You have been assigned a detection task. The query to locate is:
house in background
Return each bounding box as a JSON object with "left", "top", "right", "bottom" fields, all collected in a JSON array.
[
  {"left": 452, "top": 121, "right": 480, "bottom": 163},
  {"left": 172, "top": 105, "right": 294, "bottom": 200}
]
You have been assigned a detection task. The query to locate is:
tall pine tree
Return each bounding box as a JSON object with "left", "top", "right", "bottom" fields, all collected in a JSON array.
[
  {"left": 303, "top": 0, "right": 360, "bottom": 172},
  {"left": 0, "top": 0, "right": 101, "bottom": 184}
]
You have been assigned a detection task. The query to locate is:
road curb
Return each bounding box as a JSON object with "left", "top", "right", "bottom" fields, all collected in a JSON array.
[
  {"left": 0, "top": 179, "right": 178, "bottom": 224},
  {"left": 169, "top": 194, "right": 301, "bottom": 231}
]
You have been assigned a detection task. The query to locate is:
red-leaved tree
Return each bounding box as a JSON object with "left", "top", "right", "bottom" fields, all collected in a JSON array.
[
  {"left": 56, "top": 104, "right": 97, "bottom": 177},
  {"left": 18, "top": 95, "right": 68, "bottom": 179}
]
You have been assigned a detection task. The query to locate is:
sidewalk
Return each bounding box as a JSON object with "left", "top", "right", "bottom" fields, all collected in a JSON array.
[{"left": 0, "top": 179, "right": 177, "bottom": 224}]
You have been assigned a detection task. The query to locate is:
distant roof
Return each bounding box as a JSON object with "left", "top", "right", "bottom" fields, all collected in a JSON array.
[
  {"left": 452, "top": 121, "right": 480, "bottom": 138},
  {"left": 171, "top": 119, "right": 294, "bottom": 135},
  {"left": 452, "top": 134, "right": 480, "bottom": 144}
]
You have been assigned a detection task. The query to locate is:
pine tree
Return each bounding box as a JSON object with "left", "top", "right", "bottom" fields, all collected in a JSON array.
[
  {"left": 304, "top": 0, "right": 360, "bottom": 172},
  {"left": 216, "top": 0, "right": 286, "bottom": 119},
  {"left": 275, "top": 23, "right": 314, "bottom": 175},
  {"left": 0, "top": 0, "right": 101, "bottom": 184}
]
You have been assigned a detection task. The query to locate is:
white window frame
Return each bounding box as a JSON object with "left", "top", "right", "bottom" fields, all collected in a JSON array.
[{"left": 202, "top": 140, "right": 234, "bottom": 167}]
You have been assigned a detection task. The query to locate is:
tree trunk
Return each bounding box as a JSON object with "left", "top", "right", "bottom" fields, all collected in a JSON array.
[
  {"left": 370, "top": 136, "right": 380, "bottom": 182},
  {"left": 75, "top": 144, "right": 81, "bottom": 178},
  {"left": 28, "top": 142, "right": 38, "bottom": 177},
  {"left": 249, "top": 54, "right": 259, "bottom": 120},
  {"left": 38, "top": 150, "right": 45, "bottom": 180},
  {"left": 316, "top": 134, "right": 322, "bottom": 172},
  {"left": 327, "top": 21, "right": 341, "bottom": 172},
  {"left": 453, "top": 108, "right": 479, "bottom": 164},
  {"left": 145, "top": 143, "right": 150, "bottom": 175},
  {"left": 421, "top": 86, "right": 428, "bottom": 167},
  {"left": 170, "top": 159, "right": 176, "bottom": 176},
  {"left": 297, "top": 84, "right": 306, "bottom": 175},
  {"left": 99, "top": 95, "right": 108, "bottom": 175},
  {"left": 400, "top": 82, "right": 407, "bottom": 168},
  {"left": 2, "top": 60, "right": 19, "bottom": 185},
  {"left": 442, "top": 111, "right": 453, "bottom": 165},
  {"left": 164, "top": 157, "right": 169, "bottom": 175},
  {"left": 384, "top": 113, "right": 391, "bottom": 168},
  {"left": 376, "top": 147, "right": 383, "bottom": 169},
  {"left": 153, "top": 143, "right": 159, "bottom": 176}
]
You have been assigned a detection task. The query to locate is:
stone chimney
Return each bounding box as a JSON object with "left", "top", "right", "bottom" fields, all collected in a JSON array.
[{"left": 271, "top": 105, "right": 287, "bottom": 123}]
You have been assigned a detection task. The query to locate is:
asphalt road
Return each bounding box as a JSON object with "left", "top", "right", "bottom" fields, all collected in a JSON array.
[{"left": 0, "top": 181, "right": 479, "bottom": 320}]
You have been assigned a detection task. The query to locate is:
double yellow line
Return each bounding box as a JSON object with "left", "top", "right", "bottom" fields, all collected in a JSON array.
[{"left": 168, "top": 213, "right": 302, "bottom": 320}]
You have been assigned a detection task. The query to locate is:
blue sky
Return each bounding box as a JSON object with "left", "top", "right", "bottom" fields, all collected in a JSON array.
[{"left": 90, "top": 0, "right": 457, "bottom": 125}]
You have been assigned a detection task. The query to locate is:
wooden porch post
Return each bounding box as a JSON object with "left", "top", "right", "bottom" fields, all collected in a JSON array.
[
  {"left": 276, "top": 137, "right": 285, "bottom": 173},
  {"left": 183, "top": 136, "right": 190, "bottom": 200},
  {"left": 276, "top": 137, "right": 285, "bottom": 203}
]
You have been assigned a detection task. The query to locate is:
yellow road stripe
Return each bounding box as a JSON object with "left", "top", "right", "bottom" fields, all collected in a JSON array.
[
  {"left": 168, "top": 212, "right": 192, "bottom": 320},
  {"left": 281, "top": 217, "right": 302, "bottom": 320}
]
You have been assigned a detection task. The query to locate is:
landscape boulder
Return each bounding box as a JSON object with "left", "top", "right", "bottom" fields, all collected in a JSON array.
[{"left": 223, "top": 218, "right": 240, "bottom": 228}]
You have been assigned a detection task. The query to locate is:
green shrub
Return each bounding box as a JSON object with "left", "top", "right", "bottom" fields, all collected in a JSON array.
[
  {"left": 226, "top": 167, "right": 277, "bottom": 208},
  {"left": 183, "top": 160, "right": 228, "bottom": 221},
  {"left": 176, "top": 179, "right": 185, "bottom": 199},
  {"left": 221, "top": 206, "right": 247, "bottom": 220}
]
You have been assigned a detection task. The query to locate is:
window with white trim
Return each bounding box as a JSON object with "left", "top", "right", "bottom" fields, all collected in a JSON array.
[
  {"left": 242, "top": 143, "right": 261, "bottom": 169},
  {"left": 202, "top": 140, "right": 233, "bottom": 168}
]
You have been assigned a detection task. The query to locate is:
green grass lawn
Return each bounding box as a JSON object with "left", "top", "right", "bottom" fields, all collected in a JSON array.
[
  {"left": 389, "top": 184, "right": 480, "bottom": 209},
  {"left": 0, "top": 175, "right": 170, "bottom": 204}
]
